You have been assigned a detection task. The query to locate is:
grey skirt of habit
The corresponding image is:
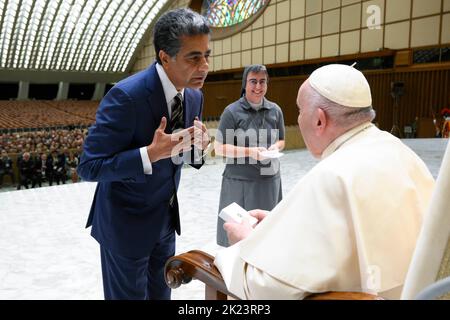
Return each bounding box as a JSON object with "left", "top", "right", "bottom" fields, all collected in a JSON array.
[{"left": 216, "top": 175, "right": 282, "bottom": 247}]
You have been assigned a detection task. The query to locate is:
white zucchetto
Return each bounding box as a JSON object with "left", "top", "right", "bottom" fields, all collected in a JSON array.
[{"left": 309, "top": 64, "right": 372, "bottom": 108}]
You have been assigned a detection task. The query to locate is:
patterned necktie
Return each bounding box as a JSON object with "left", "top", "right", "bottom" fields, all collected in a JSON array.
[{"left": 170, "top": 93, "right": 184, "bottom": 131}]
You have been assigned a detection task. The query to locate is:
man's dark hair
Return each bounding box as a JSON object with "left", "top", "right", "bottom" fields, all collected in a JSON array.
[{"left": 153, "top": 8, "right": 210, "bottom": 64}]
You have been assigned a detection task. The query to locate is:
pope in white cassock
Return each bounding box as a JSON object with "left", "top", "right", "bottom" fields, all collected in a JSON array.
[{"left": 214, "top": 64, "right": 435, "bottom": 299}]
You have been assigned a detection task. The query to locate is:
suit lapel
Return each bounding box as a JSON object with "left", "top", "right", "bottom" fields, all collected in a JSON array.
[{"left": 146, "top": 63, "right": 170, "bottom": 132}]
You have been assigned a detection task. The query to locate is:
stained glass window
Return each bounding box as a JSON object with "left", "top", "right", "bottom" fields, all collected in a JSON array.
[{"left": 202, "top": 0, "right": 270, "bottom": 28}]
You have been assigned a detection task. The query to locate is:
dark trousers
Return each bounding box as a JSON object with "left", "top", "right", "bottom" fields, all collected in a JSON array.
[
  {"left": 100, "top": 230, "right": 175, "bottom": 300},
  {"left": 32, "top": 175, "right": 42, "bottom": 188},
  {"left": 0, "top": 171, "right": 15, "bottom": 186},
  {"left": 17, "top": 175, "right": 31, "bottom": 190},
  {"left": 48, "top": 172, "right": 61, "bottom": 186}
]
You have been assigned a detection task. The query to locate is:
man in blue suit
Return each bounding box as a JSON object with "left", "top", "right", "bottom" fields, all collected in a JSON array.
[{"left": 77, "top": 8, "right": 211, "bottom": 300}]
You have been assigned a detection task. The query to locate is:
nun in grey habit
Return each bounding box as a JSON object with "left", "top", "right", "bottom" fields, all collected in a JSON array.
[{"left": 214, "top": 64, "right": 286, "bottom": 247}]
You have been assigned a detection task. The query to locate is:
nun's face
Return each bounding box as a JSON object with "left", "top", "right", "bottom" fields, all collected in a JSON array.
[{"left": 245, "top": 71, "right": 267, "bottom": 104}]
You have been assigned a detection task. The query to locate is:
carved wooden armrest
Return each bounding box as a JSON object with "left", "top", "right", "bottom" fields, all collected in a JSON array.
[
  {"left": 165, "top": 250, "right": 238, "bottom": 300},
  {"left": 164, "top": 250, "right": 383, "bottom": 300}
]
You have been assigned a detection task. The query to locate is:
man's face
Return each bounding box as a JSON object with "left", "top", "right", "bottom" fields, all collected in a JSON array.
[
  {"left": 163, "top": 34, "right": 211, "bottom": 90},
  {"left": 296, "top": 83, "right": 322, "bottom": 158},
  {"left": 245, "top": 71, "right": 268, "bottom": 104}
]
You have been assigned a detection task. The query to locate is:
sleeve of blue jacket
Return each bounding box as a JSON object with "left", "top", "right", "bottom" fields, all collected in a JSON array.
[{"left": 77, "top": 86, "right": 146, "bottom": 183}]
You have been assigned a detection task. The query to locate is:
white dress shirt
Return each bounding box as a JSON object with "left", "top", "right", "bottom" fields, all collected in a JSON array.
[{"left": 139, "top": 63, "right": 184, "bottom": 174}]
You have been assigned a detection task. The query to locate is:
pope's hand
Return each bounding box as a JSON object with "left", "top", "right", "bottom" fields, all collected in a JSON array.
[
  {"left": 248, "top": 209, "right": 269, "bottom": 224},
  {"left": 223, "top": 218, "right": 254, "bottom": 245}
]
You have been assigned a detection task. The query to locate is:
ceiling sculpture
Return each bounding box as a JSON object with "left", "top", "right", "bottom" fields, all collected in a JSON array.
[{"left": 0, "top": 0, "right": 169, "bottom": 73}]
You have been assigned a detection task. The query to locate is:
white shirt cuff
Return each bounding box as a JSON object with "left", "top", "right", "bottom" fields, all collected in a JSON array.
[{"left": 140, "top": 147, "right": 152, "bottom": 175}]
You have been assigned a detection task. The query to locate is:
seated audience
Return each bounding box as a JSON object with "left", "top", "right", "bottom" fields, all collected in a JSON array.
[
  {"left": 0, "top": 149, "right": 15, "bottom": 187},
  {"left": 0, "top": 128, "right": 86, "bottom": 156},
  {"left": 47, "top": 149, "right": 66, "bottom": 186},
  {"left": 66, "top": 152, "right": 79, "bottom": 183},
  {"left": 16, "top": 152, "right": 35, "bottom": 190},
  {"left": 33, "top": 153, "right": 48, "bottom": 188}
]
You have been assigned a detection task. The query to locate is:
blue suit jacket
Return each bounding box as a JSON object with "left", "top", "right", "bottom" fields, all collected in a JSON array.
[{"left": 78, "top": 63, "right": 204, "bottom": 258}]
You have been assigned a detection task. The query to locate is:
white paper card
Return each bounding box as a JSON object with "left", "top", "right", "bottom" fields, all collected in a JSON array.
[
  {"left": 219, "top": 202, "right": 258, "bottom": 227},
  {"left": 260, "top": 150, "right": 284, "bottom": 159}
]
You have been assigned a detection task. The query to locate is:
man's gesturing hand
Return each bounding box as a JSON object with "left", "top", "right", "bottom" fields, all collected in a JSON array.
[{"left": 147, "top": 117, "right": 194, "bottom": 163}]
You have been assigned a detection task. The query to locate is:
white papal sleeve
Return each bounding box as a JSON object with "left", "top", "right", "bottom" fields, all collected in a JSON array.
[
  {"left": 215, "top": 243, "right": 308, "bottom": 300},
  {"left": 139, "top": 146, "right": 152, "bottom": 175}
]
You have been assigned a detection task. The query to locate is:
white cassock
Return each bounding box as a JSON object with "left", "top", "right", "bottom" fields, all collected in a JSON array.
[{"left": 214, "top": 123, "right": 435, "bottom": 300}]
